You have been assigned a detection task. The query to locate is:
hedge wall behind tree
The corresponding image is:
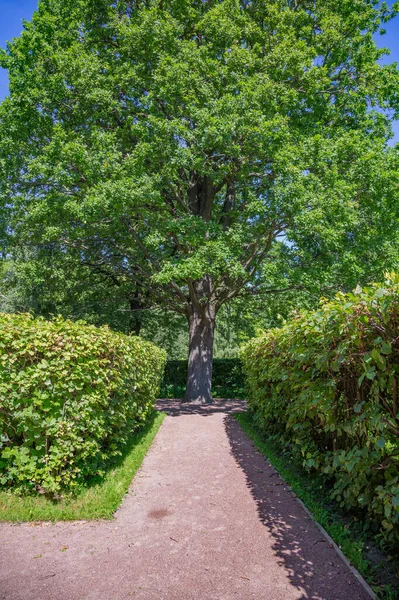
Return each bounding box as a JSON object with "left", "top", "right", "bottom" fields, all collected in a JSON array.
[{"left": 160, "top": 358, "right": 246, "bottom": 399}]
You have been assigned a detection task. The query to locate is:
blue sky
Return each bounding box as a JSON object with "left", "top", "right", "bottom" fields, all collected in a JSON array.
[
  {"left": 0, "top": 0, "right": 37, "bottom": 101},
  {"left": 0, "top": 0, "right": 399, "bottom": 139}
]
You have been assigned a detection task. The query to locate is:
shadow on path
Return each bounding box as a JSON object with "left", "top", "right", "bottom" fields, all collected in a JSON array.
[
  {"left": 156, "top": 398, "right": 246, "bottom": 417},
  {"left": 224, "top": 414, "right": 370, "bottom": 600},
  {"left": 154, "top": 399, "right": 370, "bottom": 599}
]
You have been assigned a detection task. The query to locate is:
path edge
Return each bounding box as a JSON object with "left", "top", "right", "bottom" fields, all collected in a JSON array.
[
  {"left": 234, "top": 413, "right": 377, "bottom": 599},
  {"left": 294, "top": 496, "right": 377, "bottom": 599}
]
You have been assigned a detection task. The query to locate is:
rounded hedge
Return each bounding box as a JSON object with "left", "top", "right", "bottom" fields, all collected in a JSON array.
[
  {"left": 241, "top": 275, "right": 399, "bottom": 546},
  {"left": 0, "top": 313, "right": 166, "bottom": 494}
]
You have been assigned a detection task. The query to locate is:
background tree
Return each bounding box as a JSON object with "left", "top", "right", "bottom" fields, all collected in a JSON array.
[{"left": 1, "top": 0, "right": 399, "bottom": 402}]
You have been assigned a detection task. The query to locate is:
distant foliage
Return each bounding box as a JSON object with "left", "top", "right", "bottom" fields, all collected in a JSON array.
[
  {"left": 241, "top": 275, "right": 399, "bottom": 545},
  {"left": 0, "top": 313, "right": 166, "bottom": 494}
]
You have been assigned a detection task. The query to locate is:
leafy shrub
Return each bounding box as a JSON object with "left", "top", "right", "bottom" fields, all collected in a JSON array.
[
  {"left": 160, "top": 358, "right": 246, "bottom": 398},
  {"left": 0, "top": 313, "right": 166, "bottom": 494},
  {"left": 240, "top": 275, "right": 399, "bottom": 546}
]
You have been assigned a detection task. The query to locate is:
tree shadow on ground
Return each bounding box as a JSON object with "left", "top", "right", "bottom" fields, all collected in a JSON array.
[
  {"left": 156, "top": 398, "right": 246, "bottom": 417},
  {"left": 224, "top": 414, "right": 370, "bottom": 600}
]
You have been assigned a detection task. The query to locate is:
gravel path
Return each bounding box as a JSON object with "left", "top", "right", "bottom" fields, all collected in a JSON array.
[{"left": 0, "top": 400, "right": 371, "bottom": 600}]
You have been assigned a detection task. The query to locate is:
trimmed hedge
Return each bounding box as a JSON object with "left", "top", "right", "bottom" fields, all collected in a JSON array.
[
  {"left": 0, "top": 313, "right": 166, "bottom": 494},
  {"left": 240, "top": 275, "right": 399, "bottom": 546},
  {"left": 160, "top": 358, "right": 246, "bottom": 398}
]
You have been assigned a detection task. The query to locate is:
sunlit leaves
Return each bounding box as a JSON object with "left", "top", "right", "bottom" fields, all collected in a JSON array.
[
  {"left": 241, "top": 273, "right": 399, "bottom": 545},
  {"left": 1, "top": 0, "right": 399, "bottom": 341},
  {"left": 0, "top": 312, "right": 166, "bottom": 495}
]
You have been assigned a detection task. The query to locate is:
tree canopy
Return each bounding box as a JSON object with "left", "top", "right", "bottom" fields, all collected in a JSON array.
[{"left": 1, "top": 0, "right": 399, "bottom": 401}]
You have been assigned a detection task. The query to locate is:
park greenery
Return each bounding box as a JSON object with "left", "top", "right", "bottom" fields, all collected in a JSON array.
[
  {"left": 2, "top": 0, "right": 399, "bottom": 401},
  {"left": 0, "top": 412, "right": 165, "bottom": 521},
  {"left": 0, "top": 313, "right": 166, "bottom": 494},
  {"left": 241, "top": 274, "right": 399, "bottom": 547},
  {"left": 1, "top": 4, "right": 399, "bottom": 594}
]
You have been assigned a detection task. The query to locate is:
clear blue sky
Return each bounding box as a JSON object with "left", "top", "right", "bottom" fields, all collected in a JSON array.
[{"left": 1, "top": 0, "right": 399, "bottom": 139}]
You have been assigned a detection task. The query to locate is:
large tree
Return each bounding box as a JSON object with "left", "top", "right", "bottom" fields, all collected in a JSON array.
[{"left": 1, "top": 0, "right": 399, "bottom": 402}]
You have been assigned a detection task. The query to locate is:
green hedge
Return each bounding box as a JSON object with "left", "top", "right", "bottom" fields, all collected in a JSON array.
[
  {"left": 240, "top": 275, "right": 399, "bottom": 546},
  {"left": 0, "top": 313, "right": 166, "bottom": 494},
  {"left": 160, "top": 358, "right": 246, "bottom": 398}
]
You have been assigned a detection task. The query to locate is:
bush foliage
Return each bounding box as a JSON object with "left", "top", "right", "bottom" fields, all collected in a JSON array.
[
  {"left": 0, "top": 313, "right": 166, "bottom": 494},
  {"left": 241, "top": 275, "right": 399, "bottom": 545}
]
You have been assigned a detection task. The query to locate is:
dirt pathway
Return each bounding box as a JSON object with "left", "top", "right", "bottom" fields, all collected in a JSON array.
[{"left": 0, "top": 400, "right": 371, "bottom": 600}]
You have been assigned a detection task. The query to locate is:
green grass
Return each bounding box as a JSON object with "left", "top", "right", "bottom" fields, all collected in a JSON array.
[
  {"left": 0, "top": 411, "right": 165, "bottom": 522},
  {"left": 235, "top": 412, "right": 399, "bottom": 600}
]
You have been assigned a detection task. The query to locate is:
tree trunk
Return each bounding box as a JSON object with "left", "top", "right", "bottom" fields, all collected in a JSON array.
[
  {"left": 129, "top": 291, "right": 143, "bottom": 336},
  {"left": 184, "top": 302, "right": 216, "bottom": 404}
]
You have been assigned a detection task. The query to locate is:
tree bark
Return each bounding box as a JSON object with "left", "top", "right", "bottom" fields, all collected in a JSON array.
[
  {"left": 184, "top": 302, "right": 216, "bottom": 404},
  {"left": 129, "top": 291, "right": 143, "bottom": 336}
]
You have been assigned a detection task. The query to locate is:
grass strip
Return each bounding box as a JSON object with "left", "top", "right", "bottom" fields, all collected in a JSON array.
[
  {"left": 235, "top": 411, "right": 398, "bottom": 600},
  {"left": 0, "top": 411, "right": 165, "bottom": 522}
]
